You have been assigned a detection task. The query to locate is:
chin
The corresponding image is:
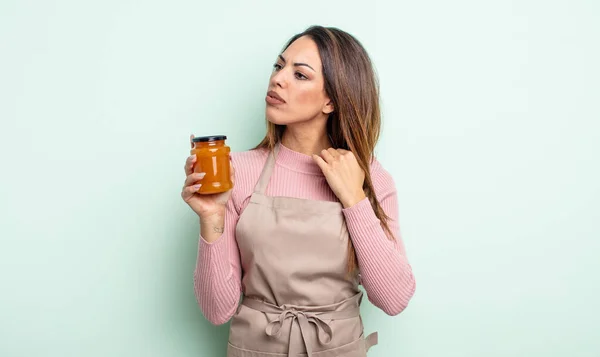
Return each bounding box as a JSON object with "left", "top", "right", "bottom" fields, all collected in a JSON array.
[
  {"left": 266, "top": 117, "right": 289, "bottom": 125},
  {"left": 265, "top": 108, "right": 289, "bottom": 125},
  {"left": 265, "top": 107, "right": 314, "bottom": 125}
]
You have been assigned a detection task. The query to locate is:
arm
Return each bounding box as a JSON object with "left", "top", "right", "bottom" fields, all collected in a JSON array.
[
  {"left": 342, "top": 173, "right": 416, "bottom": 316},
  {"left": 193, "top": 196, "right": 242, "bottom": 325}
]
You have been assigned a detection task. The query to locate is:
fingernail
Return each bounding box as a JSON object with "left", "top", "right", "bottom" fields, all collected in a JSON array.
[
  {"left": 198, "top": 172, "right": 206, "bottom": 177},
  {"left": 189, "top": 155, "right": 196, "bottom": 160},
  {"left": 193, "top": 184, "right": 201, "bottom": 190}
]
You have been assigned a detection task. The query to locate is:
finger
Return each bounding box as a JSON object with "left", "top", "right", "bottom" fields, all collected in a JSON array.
[
  {"left": 184, "top": 172, "right": 206, "bottom": 187},
  {"left": 181, "top": 184, "right": 202, "bottom": 200},
  {"left": 184, "top": 154, "right": 197, "bottom": 175},
  {"left": 312, "top": 154, "right": 328, "bottom": 173},
  {"left": 320, "top": 149, "right": 335, "bottom": 164},
  {"left": 327, "top": 148, "right": 341, "bottom": 159},
  {"left": 337, "top": 149, "right": 354, "bottom": 162},
  {"left": 230, "top": 160, "right": 235, "bottom": 185}
]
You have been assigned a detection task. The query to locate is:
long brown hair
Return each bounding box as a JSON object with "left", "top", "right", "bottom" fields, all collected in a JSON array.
[{"left": 254, "top": 26, "right": 395, "bottom": 275}]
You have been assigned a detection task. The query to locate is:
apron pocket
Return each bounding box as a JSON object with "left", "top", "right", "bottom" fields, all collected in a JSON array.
[
  {"left": 227, "top": 334, "right": 372, "bottom": 357},
  {"left": 312, "top": 334, "right": 367, "bottom": 357},
  {"left": 227, "top": 342, "right": 287, "bottom": 357}
]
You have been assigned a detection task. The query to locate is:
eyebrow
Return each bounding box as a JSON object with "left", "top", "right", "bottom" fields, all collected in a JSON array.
[{"left": 279, "top": 55, "right": 316, "bottom": 72}]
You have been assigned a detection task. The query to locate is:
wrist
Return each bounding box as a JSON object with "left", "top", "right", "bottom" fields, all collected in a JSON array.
[
  {"left": 341, "top": 190, "right": 367, "bottom": 209},
  {"left": 199, "top": 209, "right": 226, "bottom": 243},
  {"left": 199, "top": 206, "right": 226, "bottom": 223}
]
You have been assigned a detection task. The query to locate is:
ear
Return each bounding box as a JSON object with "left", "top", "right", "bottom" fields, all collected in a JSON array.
[{"left": 322, "top": 98, "right": 334, "bottom": 115}]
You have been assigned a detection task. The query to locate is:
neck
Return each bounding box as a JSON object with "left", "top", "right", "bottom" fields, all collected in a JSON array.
[{"left": 280, "top": 122, "right": 331, "bottom": 156}]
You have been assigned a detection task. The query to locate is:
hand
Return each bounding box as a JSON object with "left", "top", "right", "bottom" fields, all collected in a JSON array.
[
  {"left": 181, "top": 134, "right": 235, "bottom": 220},
  {"left": 312, "top": 148, "right": 366, "bottom": 208}
]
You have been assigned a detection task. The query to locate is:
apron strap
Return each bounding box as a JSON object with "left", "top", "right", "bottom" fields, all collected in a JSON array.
[
  {"left": 242, "top": 294, "right": 361, "bottom": 357},
  {"left": 365, "top": 332, "right": 378, "bottom": 351},
  {"left": 254, "top": 143, "right": 280, "bottom": 194}
]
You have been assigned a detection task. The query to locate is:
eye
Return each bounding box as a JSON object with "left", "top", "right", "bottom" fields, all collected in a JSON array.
[
  {"left": 273, "top": 63, "right": 283, "bottom": 71},
  {"left": 295, "top": 72, "right": 308, "bottom": 80}
]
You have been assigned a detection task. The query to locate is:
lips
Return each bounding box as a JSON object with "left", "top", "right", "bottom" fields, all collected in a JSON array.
[{"left": 266, "top": 90, "right": 286, "bottom": 105}]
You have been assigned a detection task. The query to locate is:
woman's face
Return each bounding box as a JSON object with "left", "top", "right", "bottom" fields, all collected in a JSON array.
[{"left": 265, "top": 36, "right": 334, "bottom": 125}]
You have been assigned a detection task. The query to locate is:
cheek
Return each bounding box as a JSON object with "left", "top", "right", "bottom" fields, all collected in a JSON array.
[
  {"left": 283, "top": 85, "right": 325, "bottom": 123},
  {"left": 291, "top": 86, "right": 326, "bottom": 120},
  {"left": 295, "top": 86, "right": 322, "bottom": 106}
]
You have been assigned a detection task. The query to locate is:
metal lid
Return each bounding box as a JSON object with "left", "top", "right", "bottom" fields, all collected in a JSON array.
[{"left": 192, "top": 135, "right": 227, "bottom": 143}]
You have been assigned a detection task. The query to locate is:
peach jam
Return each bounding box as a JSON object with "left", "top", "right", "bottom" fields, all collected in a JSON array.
[{"left": 191, "top": 135, "right": 233, "bottom": 194}]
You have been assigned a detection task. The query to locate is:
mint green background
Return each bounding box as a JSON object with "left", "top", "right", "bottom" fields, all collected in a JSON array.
[{"left": 1, "top": 1, "right": 598, "bottom": 356}]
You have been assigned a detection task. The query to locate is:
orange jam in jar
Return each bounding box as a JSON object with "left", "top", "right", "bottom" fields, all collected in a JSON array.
[{"left": 191, "top": 135, "right": 233, "bottom": 194}]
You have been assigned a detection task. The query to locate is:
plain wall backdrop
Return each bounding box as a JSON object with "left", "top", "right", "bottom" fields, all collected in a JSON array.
[{"left": 1, "top": 0, "right": 598, "bottom": 356}]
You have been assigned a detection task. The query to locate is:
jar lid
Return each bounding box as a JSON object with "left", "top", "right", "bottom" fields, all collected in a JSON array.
[{"left": 192, "top": 135, "right": 227, "bottom": 142}]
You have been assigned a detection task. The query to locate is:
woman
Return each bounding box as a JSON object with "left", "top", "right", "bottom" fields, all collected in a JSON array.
[{"left": 181, "top": 25, "right": 416, "bottom": 357}]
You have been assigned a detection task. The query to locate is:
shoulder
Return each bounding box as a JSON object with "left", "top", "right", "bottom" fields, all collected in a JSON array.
[
  {"left": 368, "top": 157, "right": 397, "bottom": 199},
  {"left": 230, "top": 147, "right": 269, "bottom": 172},
  {"left": 229, "top": 147, "right": 270, "bottom": 210}
]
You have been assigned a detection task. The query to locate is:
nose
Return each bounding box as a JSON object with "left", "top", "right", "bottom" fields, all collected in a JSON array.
[{"left": 270, "top": 68, "right": 287, "bottom": 89}]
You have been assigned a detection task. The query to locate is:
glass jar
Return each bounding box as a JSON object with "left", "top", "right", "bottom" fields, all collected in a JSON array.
[{"left": 190, "top": 135, "right": 233, "bottom": 194}]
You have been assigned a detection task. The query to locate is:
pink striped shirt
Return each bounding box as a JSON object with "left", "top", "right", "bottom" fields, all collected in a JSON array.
[{"left": 193, "top": 142, "right": 416, "bottom": 325}]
